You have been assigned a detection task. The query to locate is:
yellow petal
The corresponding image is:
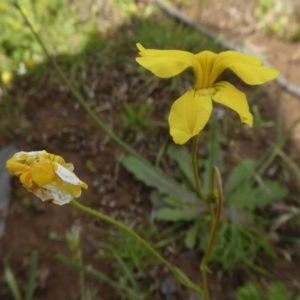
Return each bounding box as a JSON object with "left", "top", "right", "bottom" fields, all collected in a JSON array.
[
  {"left": 213, "top": 81, "right": 253, "bottom": 126},
  {"left": 136, "top": 43, "right": 199, "bottom": 78},
  {"left": 6, "top": 150, "right": 87, "bottom": 205},
  {"left": 6, "top": 160, "right": 30, "bottom": 176},
  {"left": 168, "top": 89, "right": 213, "bottom": 144},
  {"left": 31, "top": 161, "right": 56, "bottom": 187},
  {"left": 228, "top": 64, "right": 279, "bottom": 85},
  {"left": 210, "top": 51, "right": 279, "bottom": 85},
  {"left": 194, "top": 50, "right": 217, "bottom": 88},
  {"left": 19, "top": 171, "right": 33, "bottom": 188},
  {"left": 39, "top": 151, "right": 74, "bottom": 171},
  {"left": 54, "top": 178, "right": 83, "bottom": 197}
]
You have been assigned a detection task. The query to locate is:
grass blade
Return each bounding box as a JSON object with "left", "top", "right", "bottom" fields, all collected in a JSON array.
[
  {"left": 111, "top": 249, "right": 139, "bottom": 291},
  {"left": 25, "top": 251, "right": 38, "bottom": 300},
  {"left": 4, "top": 263, "right": 23, "bottom": 300},
  {"left": 56, "top": 254, "right": 141, "bottom": 300}
]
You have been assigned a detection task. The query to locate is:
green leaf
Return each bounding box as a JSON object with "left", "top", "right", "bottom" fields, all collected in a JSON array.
[
  {"left": 111, "top": 249, "right": 139, "bottom": 291},
  {"left": 55, "top": 254, "right": 141, "bottom": 299},
  {"left": 252, "top": 180, "right": 288, "bottom": 208},
  {"left": 167, "top": 145, "right": 194, "bottom": 188},
  {"left": 225, "top": 159, "right": 256, "bottom": 196},
  {"left": 85, "top": 159, "right": 97, "bottom": 173},
  {"left": 268, "top": 282, "right": 290, "bottom": 300},
  {"left": 173, "top": 267, "right": 201, "bottom": 293},
  {"left": 25, "top": 252, "right": 38, "bottom": 300},
  {"left": 155, "top": 208, "right": 201, "bottom": 221},
  {"left": 184, "top": 220, "right": 201, "bottom": 249},
  {"left": 4, "top": 263, "right": 23, "bottom": 300},
  {"left": 237, "top": 282, "right": 264, "bottom": 300},
  {"left": 228, "top": 180, "right": 288, "bottom": 210},
  {"left": 119, "top": 155, "right": 198, "bottom": 204},
  {"left": 164, "top": 196, "right": 186, "bottom": 207},
  {"left": 225, "top": 159, "right": 288, "bottom": 210}
]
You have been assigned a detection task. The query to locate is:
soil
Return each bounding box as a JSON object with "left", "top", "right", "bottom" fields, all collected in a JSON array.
[{"left": 1, "top": 1, "right": 300, "bottom": 300}]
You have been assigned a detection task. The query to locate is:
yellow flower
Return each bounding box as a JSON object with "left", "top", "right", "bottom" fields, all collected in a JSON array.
[
  {"left": 136, "top": 43, "right": 279, "bottom": 144},
  {"left": 6, "top": 151, "right": 88, "bottom": 205},
  {"left": 1, "top": 71, "right": 13, "bottom": 85}
]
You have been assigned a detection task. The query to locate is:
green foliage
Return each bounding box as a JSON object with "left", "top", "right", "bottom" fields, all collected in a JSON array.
[
  {"left": 134, "top": 17, "right": 221, "bottom": 53},
  {"left": 97, "top": 227, "right": 159, "bottom": 279},
  {"left": 4, "top": 263, "right": 22, "bottom": 300},
  {"left": 120, "top": 119, "right": 289, "bottom": 271},
  {"left": 89, "top": 221, "right": 181, "bottom": 297},
  {"left": 96, "top": 221, "right": 179, "bottom": 278},
  {"left": 119, "top": 154, "right": 199, "bottom": 204},
  {"left": 253, "top": 0, "right": 296, "bottom": 38},
  {"left": 4, "top": 252, "right": 39, "bottom": 300},
  {"left": 56, "top": 254, "right": 147, "bottom": 300},
  {"left": 237, "top": 281, "right": 298, "bottom": 300},
  {"left": 225, "top": 159, "right": 288, "bottom": 210},
  {"left": 120, "top": 101, "right": 154, "bottom": 140},
  {"left": 206, "top": 221, "right": 276, "bottom": 271},
  {"left": 0, "top": 0, "right": 98, "bottom": 73},
  {"left": 291, "top": 27, "right": 300, "bottom": 42}
]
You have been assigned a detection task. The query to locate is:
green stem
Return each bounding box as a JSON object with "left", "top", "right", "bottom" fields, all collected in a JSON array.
[
  {"left": 70, "top": 200, "right": 203, "bottom": 295},
  {"left": 192, "top": 135, "right": 205, "bottom": 200},
  {"left": 78, "top": 250, "right": 86, "bottom": 300},
  {"left": 14, "top": 1, "right": 139, "bottom": 159},
  {"left": 200, "top": 166, "right": 223, "bottom": 300}
]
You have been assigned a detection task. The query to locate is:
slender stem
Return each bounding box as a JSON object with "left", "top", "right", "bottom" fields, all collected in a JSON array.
[
  {"left": 78, "top": 250, "right": 86, "bottom": 300},
  {"left": 192, "top": 135, "right": 205, "bottom": 200},
  {"left": 70, "top": 200, "right": 203, "bottom": 295},
  {"left": 14, "top": 1, "right": 140, "bottom": 159},
  {"left": 200, "top": 166, "right": 223, "bottom": 300}
]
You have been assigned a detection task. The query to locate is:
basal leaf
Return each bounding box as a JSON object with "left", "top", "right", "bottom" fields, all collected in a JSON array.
[
  {"left": 228, "top": 180, "right": 288, "bottom": 210},
  {"left": 184, "top": 220, "right": 201, "bottom": 249},
  {"left": 119, "top": 155, "right": 198, "bottom": 204},
  {"left": 167, "top": 145, "right": 194, "bottom": 188},
  {"left": 225, "top": 159, "right": 256, "bottom": 196},
  {"left": 155, "top": 208, "right": 202, "bottom": 221}
]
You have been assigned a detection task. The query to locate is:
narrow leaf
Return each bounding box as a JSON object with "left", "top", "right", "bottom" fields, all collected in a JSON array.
[
  {"left": 4, "top": 263, "right": 23, "bottom": 300},
  {"left": 25, "top": 252, "right": 38, "bottom": 300},
  {"left": 184, "top": 220, "right": 201, "bottom": 249},
  {"left": 155, "top": 207, "right": 202, "bottom": 221},
  {"left": 167, "top": 145, "right": 194, "bottom": 188},
  {"left": 119, "top": 155, "right": 198, "bottom": 204}
]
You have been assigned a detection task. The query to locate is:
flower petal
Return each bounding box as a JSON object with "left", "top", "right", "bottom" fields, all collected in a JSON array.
[
  {"left": 213, "top": 81, "right": 253, "bottom": 126},
  {"left": 136, "top": 43, "right": 199, "bottom": 78},
  {"left": 6, "top": 160, "right": 30, "bottom": 175},
  {"left": 168, "top": 89, "right": 213, "bottom": 144},
  {"left": 210, "top": 51, "right": 279, "bottom": 85},
  {"left": 194, "top": 50, "right": 217, "bottom": 88},
  {"left": 20, "top": 171, "right": 34, "bottom": 188},
  {"left": 6, "top": 150, "right": 87, "bottom": 205},
  {"left": 36, "top": 182, "right": 76, "bottom": 205},
  {"left": 54, "top": 163, "right": 88, "bottom": 189},
  {"left": 40, "top": 151, "right": 74, "bottom": 171},
  {"left": 31, "top": 161, "right": 55, "bottom": 187},
  {"left": 228, "top": 64, "right": 279, "bottom": 85}
]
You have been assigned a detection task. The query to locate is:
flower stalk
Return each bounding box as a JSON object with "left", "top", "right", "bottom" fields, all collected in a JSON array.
[
  {"left": 199, "top": 166, "right": 224, "bottom": 300},
  {"left": 192, "top": 135, "right": 205, "bottom": 200},
  {"left": 70, "top": 200, "right": 203, "bottom": 295}
]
